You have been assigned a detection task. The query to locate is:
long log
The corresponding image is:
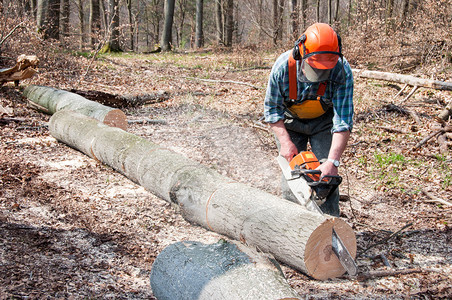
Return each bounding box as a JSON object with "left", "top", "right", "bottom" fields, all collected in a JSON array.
[
  {"left": 352, "top": 69, "right": 452, "bottom": 91},
  {"left": 150, "top": 240, "right": 301, "bottom": 299},
  {"left": 48, "top": 110, "right": 357, "bottom": 280},
  {"left": 23, "top": 85, "right": 127, "bottom": 130}
]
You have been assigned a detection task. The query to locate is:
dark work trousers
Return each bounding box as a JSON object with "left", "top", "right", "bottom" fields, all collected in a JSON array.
[{"left": 276, "top": 109, "right": 340, "bottom": 217}]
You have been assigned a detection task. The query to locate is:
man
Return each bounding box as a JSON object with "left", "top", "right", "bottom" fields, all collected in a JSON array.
[{"left": 264, "top": 23, "right": 354, "bottom": 217}]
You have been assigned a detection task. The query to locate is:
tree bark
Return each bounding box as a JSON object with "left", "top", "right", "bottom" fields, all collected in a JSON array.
[
  {"left": 195, "top": 0, "right": 204, "bottom": 48},
  {"left": 290, "top": 0, "right": 298, "bottom": 40},
  {"left": 438, "top": 100, "right": 452, "bottom": 121},
  {"left": 224, "top": 0, "right": 233, "bottom": 47},
  {"left": 23, "top": 85, "right": 127, "bottom": 130},
  {"left": 89, "top": 0, "right": 101, "bottom": 46},
  {"left": 161, "top": 0, "right": 175, "bottom": 51},
  {"left": 109, "top": 0, "right": 121, "bottom": 51},
  {"left": 78, "top": 0, "right": 85, "bottom": 49},
  {"left": 36, "top": 0, "right": 48, "bottom": 34},
  {"left": 150, "top": 240, "right": 301, "bottom": 299},
  {"left": 47, "top": 110, "right": 357, "bottom": 280},
  {"left": 61, "top": 0, "right": 70, "bottom": 37},
  {"left": 46, "top": 0, "right": 60, "bottom": 40},
  {"left": 352, "top": 69, "right": 452, "bottom": 91},
  {"left": 215, "top": 0, "right": 223, "bottom": 45}
]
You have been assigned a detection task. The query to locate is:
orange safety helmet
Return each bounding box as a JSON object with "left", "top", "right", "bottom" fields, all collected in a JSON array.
[{"left": 293, "top": 23, "right": 341, "bottom": 70}]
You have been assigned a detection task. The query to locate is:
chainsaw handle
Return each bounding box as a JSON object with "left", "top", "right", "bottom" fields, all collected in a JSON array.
[{"left": 309, "top": 175, "right": 343, "bottom": 187}]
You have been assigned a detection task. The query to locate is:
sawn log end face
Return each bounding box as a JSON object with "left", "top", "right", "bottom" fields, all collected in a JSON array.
[{"left": 304, "top": 218, "right": 357, "bottom": 280}]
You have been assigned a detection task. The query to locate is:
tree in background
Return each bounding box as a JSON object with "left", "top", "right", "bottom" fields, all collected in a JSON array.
[
  {"left": 195, "top": 0, "right": 204, "bottom": 48},
  {"left": 89, "top": 0, "right": 101, "bottom": 46},
  {"left": 161, "top": 0, "right": 175, "bottom": 51}
]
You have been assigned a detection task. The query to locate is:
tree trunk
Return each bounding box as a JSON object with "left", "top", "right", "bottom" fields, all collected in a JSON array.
[
  {"left": 352, "top": 69, "right": 452, "bottom": 91},
  {"left": 400, "top": 0, "right": 410, "bottom": 25},
  {"left": 334, "top": 0, "right": 339, "bottom": 24},
  {"left": 0, "top": 55, "right": 39, "bottom": 86},
  {"left": 89, "top": 0, "right": 101, "bottom": 46},
  {"left": 290, "top": 0, "right": 298, "bottom": 40},
  {"left": 150, "top": 240, "right": 301, "bottom": 299},
  {"left": 36, "top": 0, "right": 48, "bottom": 34},
  {"left": 126, "top": 0, "right": 134, "bottom": 51},
  {"left": 61, "top": 0, "right": 70, "bottom": 37},
  {"left": 215, "top": 0, "right": 223, "bottom": 45},
  {"left": 328, "top": 0, "right": 332, "bottom": 24},
  {"left": 195, "top": 0, "right": 204, "bottom": 48},
  {"left": 161, "top": 0, "right": 175, "bottom": 51},
  {"left": 438, "top": 100, "right": 452, "bottom": 121},
  {"left": 46, "top": 0, "right": 60, "bottom": 40},
  {"left": 47, "top": 110, "right": 357, "bottom": 280},
  {"left": 316, "top": 0, "right": 320, "bottom": 22},
  {"left": 23, "top": 85, "right": 127, "bottom": 130},
  {"left": 301, "top": 0, "right": 307, "bottom": 29},
  {"left": 78, "top": 0, "right": 85, "bottom": 49},
  {"left": 109, "top": 0, "right": 121, "bottom": 51},
  {"left": 224, "top": 0, "right": 233, "bottom": 47}
]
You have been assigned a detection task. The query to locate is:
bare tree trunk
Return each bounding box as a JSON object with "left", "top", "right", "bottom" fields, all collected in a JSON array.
[
  {"left": 224, "top": 0, "right": 233, "bottom": 46},
  {"left": 328, "top": 0, "right": 332, "bottom": 24},
  {"left": 316, "top": 0, "right": 320, "bottom": 22},
  {"left": 89, "top": 0, "right": 101, "bottom": 47},
  {"left": 161, "top": 0, "right": 175, "bottom": 51},
  {"left": 195, "top": 0, "right": 204, "bottom": 48},
  {"left": 290, "top": 0, "right": 298, "bottom": 40},
  {"left": 36, "top": 0, "right": 48, "bottom": 34},
  {"left": 109, "top": 0, "right": 121, "bottom": 51},
  {"left": 215, "top": 0, "right": 223, "bottom": 45},
  {"left": 78, "top": 0, "right": 85, "bottom": 49},
  {"left": 385, "top": 0, "right": 394, "bottom": 33},
  {"left": 61, "top": 0, "right": 69, "bottom": 37},
  {"left": 400, "top": 0, "right": 410, "bottom": 25},
  {"left": 301, "top": 0, "right": 307, "bottom": 29},
  {"left": 334, "top": 0, "right": 339, "bottom": 24},
  {"left": 126, "top": 0, "right": 134, "bottom": 51}
]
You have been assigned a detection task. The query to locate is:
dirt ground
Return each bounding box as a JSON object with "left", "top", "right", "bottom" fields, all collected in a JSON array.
[{"left": 1, "top": 52, "right": 451, "bottom": 299}]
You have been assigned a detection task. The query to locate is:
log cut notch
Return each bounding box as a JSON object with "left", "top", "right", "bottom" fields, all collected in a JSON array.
[
  {"left": 48, "top": 110, "right": 357, "bottom": 280},
  {"left": 150, "top": 240, "right": 301, "bottom": 299},
  {"left": 23, "top": 85, "right": 127, "bottom": 130}
]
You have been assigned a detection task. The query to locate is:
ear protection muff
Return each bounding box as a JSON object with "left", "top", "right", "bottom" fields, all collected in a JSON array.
[{"left": 292, "top": 34, "right": 306, "bottom": 60}]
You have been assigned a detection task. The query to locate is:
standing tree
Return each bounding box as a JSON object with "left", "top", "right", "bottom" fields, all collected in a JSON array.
[
  {"left": 161, "top": 0, "right": 175, "bottom": 51},
  {"left": 36, "top": 0, "right": 48, "bottom": 35},
  {"left": 215, "top": 0, "right": 223, "bottom": 45},
  {"left": 89, "top": 0, "right": 101, "bottom": 47},
  {"left": 126, "top": 0, "right": 134, "bottom": 51},
  {"left": 61, "top": 0, "right": 70, "bottom": 38},
  {"left": 195, "top": 0, "right": 204, "bottom": 48},
  {"left": 290, "top": 0, "right": 298, "bottom": 40},
  {"left": 224, "top": 0, "right": 233, "bottom": 46},
  {"left": 108, "top": 0, "right": 121, "bottom": 51},
  {"left": 77, "top": 0, "right": 85, "bottom": 49},
  {"left": 46, "top": 0, "right": 59, "bottom": 39}
]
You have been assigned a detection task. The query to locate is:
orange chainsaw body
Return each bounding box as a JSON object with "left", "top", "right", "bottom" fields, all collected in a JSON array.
[{"left": 289, "top": 151, "right": 321, "bottom": 181}]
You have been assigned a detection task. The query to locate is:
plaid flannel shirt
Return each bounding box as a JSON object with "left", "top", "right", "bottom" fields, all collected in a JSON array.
[{"left": 264, "top": 50, "right": 354, "bottom": 133}]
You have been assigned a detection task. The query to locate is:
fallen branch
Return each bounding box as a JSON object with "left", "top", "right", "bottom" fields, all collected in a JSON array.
[
  {"left": 0, "top": 22, "right": 25, "bottom": 47},
  {"left": 438, "top": 99, "right": 452, "bottom": 121},
  {"left": 127, "top": 118, "right": 167, "bottom": 125},
  {"left": 181, "top": 76, "right": 262, "bottom": 90},
  {"left": 413, "top": 126, "right": 452, "bottom": 150},
  {"left": 421, "top": 189, "right": 452, "bottom": 207},
  {"left": 376, "top": 126, "right": 407, "bottom": 134},
  {"left": 352, "top": 69, "right": 452, "bottom": 91}
]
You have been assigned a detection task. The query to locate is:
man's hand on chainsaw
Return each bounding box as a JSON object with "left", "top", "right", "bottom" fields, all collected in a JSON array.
[
  {"left": 280, "top": 140, "right": 298, "bottom": 162},
  {"left": 317, "top": 160, "right": 339, "bottom": 177}
]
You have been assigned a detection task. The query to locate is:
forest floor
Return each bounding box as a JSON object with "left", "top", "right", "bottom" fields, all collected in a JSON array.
[{"left": 1, "top": 50, "right": 451, "bottom": 299}]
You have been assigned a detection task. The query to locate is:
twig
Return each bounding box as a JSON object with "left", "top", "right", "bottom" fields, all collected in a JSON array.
[
  {"left": 421, "top": 189, "right": 452, "bottom": 207},
  {"left": 127, "top": 118, "right": 167, "bottom": 125},
  {"left": 181, "top": 76, "right": 262, "bottom": 90},
  {"left": 358, "top": 223, "right": 413, "bottom": 257},
  {"left": 376, "top": 126, "right": 407, "bottom": 134},
  {"left": 413, "top": 126, "right": 452, "bottom": 150},
  {"left": 397, "top": 85, "right": 419, "bottom": 104},
  {"left": 0, "top": 21, "right": 25, "bottom": 47}
]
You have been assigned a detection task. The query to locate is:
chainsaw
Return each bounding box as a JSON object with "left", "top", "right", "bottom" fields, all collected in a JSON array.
[{"left": 276, "top": 151, "right": 358, "bottom": 276}]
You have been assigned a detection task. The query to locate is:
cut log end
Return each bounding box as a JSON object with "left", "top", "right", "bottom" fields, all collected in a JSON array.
[
  {"left": 305, "top": 218, "right": 357, "bottom": 280},
  {"left": 103, "top": 109, "right": 128, "bottom": 130}
]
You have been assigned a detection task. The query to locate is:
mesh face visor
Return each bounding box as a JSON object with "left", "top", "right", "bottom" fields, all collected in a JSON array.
[{"left": 298, "top": 51, "right": 346, "bottom": 84}]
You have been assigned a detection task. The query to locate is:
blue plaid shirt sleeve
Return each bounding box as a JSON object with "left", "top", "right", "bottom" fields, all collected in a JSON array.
[
  {"left": 264, "top": 51, "right": 291, "bottom": 124},
  {"left": 331, "top": 58, "right": 354, "bottom": 133},
  {"left": 264, "top": 51, "right": 354, "bottom": 133}
]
